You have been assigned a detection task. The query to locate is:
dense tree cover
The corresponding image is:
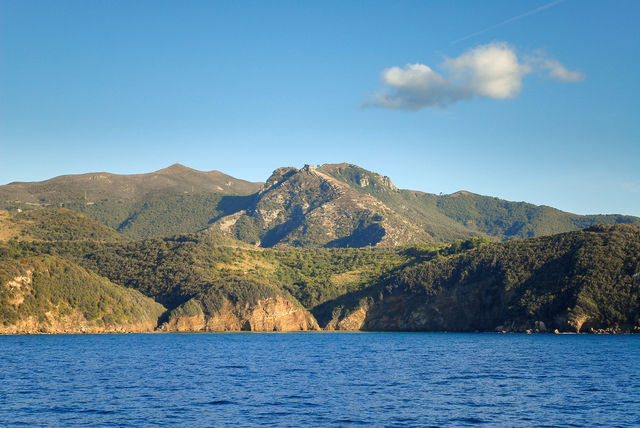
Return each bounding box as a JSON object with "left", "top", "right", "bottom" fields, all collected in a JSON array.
[
  {"left": 434, "top": 193, "right": 639, "bottom": 240},
  {"left": 65, "top": 193, "right": 256, "bottom": 239},
  {"left": 19, "top": 234, "right": 413, "bottom": 313},
  {"left": 6, "top": 208, "right": 127, "bottom": 242},
  {"left": 1, "top": 215, "right": 637, "bottom": 332},
  {"left": 5, "top": 232, "right": 491, "bottom": 325},
  {"left": 0, "top": 253, "right": 164, "bottom": 328},
  {"left": 321, "top": 224, "right": 640, "bottom": 332}
]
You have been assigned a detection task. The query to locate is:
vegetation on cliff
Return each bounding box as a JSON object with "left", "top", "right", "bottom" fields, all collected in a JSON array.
[
  {"left": 0, "top": 252, "right": 165, "bottom": 333},
  {"left": 0, "top": 191, "right": 638, "bottom": 334},
  {"left": 318, "top": 224, "right": 640, "bottom": 333}
]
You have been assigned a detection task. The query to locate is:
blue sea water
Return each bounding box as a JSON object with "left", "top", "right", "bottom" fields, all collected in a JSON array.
[{"left": 0, "top": 333, "right": 639, "bottom": 427}]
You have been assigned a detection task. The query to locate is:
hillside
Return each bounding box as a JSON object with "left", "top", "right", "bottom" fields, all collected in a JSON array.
[
  {"left": 0, "top": 252, "right": 165, "bottom": 334},
  {"left": 0, "top": 208, "right": 127, "bottom": 242},
  {"left": 3, "top": 223, "right": 639, "bottom": 333},
  {"left": 315, "top": 224, "right": 640, "bottom": 333},
  {"left": 319, "top": 163, "right": 640, "bottom": 241},
  {"left": 1, "top": 162, "right": 638, "bottom": 245},
  {"left": 209, "top": 164, "right": 434, "bottom": 247},
  {"left": 0, "top": 164, "right": 261, "bottom": 239},
  {"left": 0, "top": 163, "right": 261, "bottom": 204},
  {"left": 39, "top": 232, "right": 410, "bottom": 325}
]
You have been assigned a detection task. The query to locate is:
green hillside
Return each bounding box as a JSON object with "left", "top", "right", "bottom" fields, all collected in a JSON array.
[
  {"left": 0, "top": 163, "right": 260, "bottom": 205},
  {"left": 315, "top": 224, "right": 640, "bottom": 333},
  {"left": 38, "top": 232, "right": 409, "bottom": 313},
  {"left": 65, "top": 193, "right": 256, "bottom": 239},
  {"left": 319, "top": 163, "right": 640, "bottom": 241},
  {"left": 3, "top": 222, "right": 639, "bottom": 333},
  {"left": 0, "top": 208, "right": 128, "bottom": 242},
  {"left": 0, "top": 251, "right": 165, "bottom": 333},
  {"left": 2, "top": 163, "right": 638, "bottom": 245},
  {"left": 0, "top": 164, "right": 260, "bottom": 240}
]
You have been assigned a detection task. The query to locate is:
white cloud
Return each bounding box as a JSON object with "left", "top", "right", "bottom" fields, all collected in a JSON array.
[
  {"left": 443, "top": 42, "right": 531, "bottom": 99},
  {"left": 370, "top": 42, "right": 584, "bottom": 110},
  {"left": 526, "top": 51, "right": 586, "bottom": 82},
  {"left": 375, "top": 64, "right": 468, "bottom": 110}
]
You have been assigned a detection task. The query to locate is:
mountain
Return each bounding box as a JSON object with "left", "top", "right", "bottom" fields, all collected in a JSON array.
[
  {"left": 318, "top": 163, "right": 640, "bottom": 241},
  {"left": 209, "top": 164, "right": 433, "bottom": 247},
  {"left": 314, "top": 224, "right": 640, "bottom": 333},
  {"left": 1, "top": 162, "right": 638, "bottom": 245},
  {"left": 209, "top": 162, "right": 639, "bottom": 248},
  {"left": 0, "top": 163, "right": 260, "bottom": 203},
  {"left": 0, "top": 164, "right": 261, "bottom": 239}
]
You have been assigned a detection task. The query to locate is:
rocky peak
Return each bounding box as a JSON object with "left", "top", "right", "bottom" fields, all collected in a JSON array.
[
  {"left": 318, "top": 163, "right": 398, "bottom": 192},
  {"left": 264, "top": 167, "right": 298, "bottom": 191},
  {"left": 380, "top": 175, "right": 397, "bottom": 190}
]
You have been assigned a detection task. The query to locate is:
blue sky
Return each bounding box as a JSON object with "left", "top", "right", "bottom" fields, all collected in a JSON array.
[{"left": 1, "top": 0, "right": 639, "bottom": 215}]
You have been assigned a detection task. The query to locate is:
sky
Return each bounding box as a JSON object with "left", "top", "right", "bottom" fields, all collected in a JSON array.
[{"left": 1, "top": 0, "right": 639, "bottom": 216}]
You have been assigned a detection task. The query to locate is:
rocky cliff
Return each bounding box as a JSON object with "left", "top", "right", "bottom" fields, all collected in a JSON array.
[
  {"left": 317, "top": 224, "right": 640, "bottom": 333},
  {"left": 0, "top": 255, "right": 165, "bottom": 334},
  {"left": 160, "top": 296, "right": 319, "bottom": 332}
]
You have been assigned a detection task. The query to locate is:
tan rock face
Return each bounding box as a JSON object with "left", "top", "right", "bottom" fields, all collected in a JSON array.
[
  {"left": 244, "top": 296, "right": 319, "bottom": 332},
  {"left": 5, "top": 270, "right": 33, "bottom": 306},
  {"left": 208, "top": 296, "right": 319, "bottom": 332},
  {"left": 0, "top": 310, "right": 158, "bottom": 335},
  {"left": 324, "top": 306, "right": 368, "bottom": 331},
  {"left": 162, "top": 296, "right": 319, "bottom": 332},
  {"left": 161, "top": 313, "right": 206, "bottom": 332},
  {"left": 336, "top": 307, "right": 368, "bottom": 330}
]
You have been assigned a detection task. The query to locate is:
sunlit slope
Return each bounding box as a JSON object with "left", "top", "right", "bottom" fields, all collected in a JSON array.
[
  {"left": 0, "top": 164, "right": 261, "bottom": 239},
  {"left": 319, "top": 163, "right": 639, "bottom": 241},
  {"left": 0, "top": 208, "right": 127, "bottom": 242},
  {"left": 0, "top": 252, "right": 165, "bottom": 334}
]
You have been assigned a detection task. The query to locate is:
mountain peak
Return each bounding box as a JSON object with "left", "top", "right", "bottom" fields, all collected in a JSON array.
[
  {"left": 318, "top": 163, "right": 397, "bottom": 191},
  {"left": 265, "top": 167, "right": 299, "bottom": 190},
  {"left": 449, "top": 190, "right": 477, "bottom": 197},
  {"left": 155, "top": 163, "right": 195, "bottom": 174}
]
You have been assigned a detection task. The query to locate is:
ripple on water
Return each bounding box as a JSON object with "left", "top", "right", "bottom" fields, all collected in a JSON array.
[{"left": 0, "top": 333, "right": 638, "bottom": 427}]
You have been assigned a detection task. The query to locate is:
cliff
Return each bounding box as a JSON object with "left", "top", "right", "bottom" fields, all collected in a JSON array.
[
  {"left": 0, "top": 255, "right": 165, "bottom": 334},
  {"left": 317, "top": 224, "right": 640, "bottom": 333},
  {"left": 160, "top": 296, "right": 319, "bottom": 332}
]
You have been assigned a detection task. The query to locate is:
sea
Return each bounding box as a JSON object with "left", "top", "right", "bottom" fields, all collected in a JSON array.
[{"left": 0, "top": 332, "right": 638, "bottom": 427}]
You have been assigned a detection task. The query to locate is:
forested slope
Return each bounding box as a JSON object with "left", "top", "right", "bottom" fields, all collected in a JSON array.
[{"left": 317, "top": 224, "right": 640, "bottom": 333}]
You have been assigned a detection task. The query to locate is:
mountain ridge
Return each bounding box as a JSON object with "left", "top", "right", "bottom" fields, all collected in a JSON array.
[
  {"left": 0, "top": 163, "right": 262, "bottom": 204},
  {"left": 1, "top": 162, "right": 638, "bottom": 246}
]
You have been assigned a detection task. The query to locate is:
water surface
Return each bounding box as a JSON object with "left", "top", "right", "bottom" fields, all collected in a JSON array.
[{"left": 1, "top": 333, "right": 638, "bottom": 426}]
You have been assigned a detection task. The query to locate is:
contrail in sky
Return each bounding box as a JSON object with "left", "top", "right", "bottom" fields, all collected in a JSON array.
[{"left": 451, "top": 0, "right": 566, "bottom": 45}]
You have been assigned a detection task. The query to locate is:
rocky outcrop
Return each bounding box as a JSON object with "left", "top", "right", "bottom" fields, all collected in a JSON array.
[
  {"left": 317, "top": 225, "right": 640, "bottom": 333},
  {"left": 0, "top": 308, "right": 161, "bottom": 335},
  {"left": 0, "top": 255, "right": 166, "bottom": 334},
  {"left": 160, "top": 296, "right": 319, "bottom": 332},
  {"left": 210, "top": 164, "right": 431, "bottom": 248},
  {"left": 324, "top": 306, "right": 369, "bottom": 331}
]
